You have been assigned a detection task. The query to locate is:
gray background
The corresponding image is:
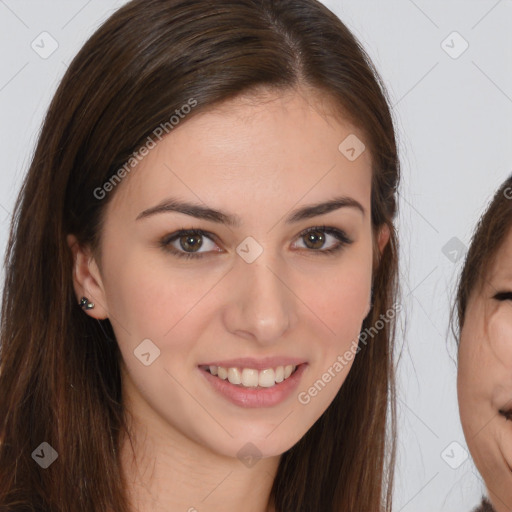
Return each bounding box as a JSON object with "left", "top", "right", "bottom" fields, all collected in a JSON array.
[{"left": 1, "top": 1, "right": 511, "bottom": 510}]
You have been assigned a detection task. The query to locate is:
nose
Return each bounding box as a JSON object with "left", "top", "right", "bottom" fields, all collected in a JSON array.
[{"left": 221, "top": 251, "right": 298, "bottom": 345}]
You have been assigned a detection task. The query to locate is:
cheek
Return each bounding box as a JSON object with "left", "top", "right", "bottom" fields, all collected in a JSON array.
[
  {"left": 294, "top": 240, "right": 373, "bottom": 347},
  {"left": 101, "top": 248, "right": 226, "bottom": 345},
  {"left": 458, "top": 306, "right": 512, "bottom": 440},
  {"left": 291, "top": 247, "right": 373, "bottom": 411},
  {"left": 488, "top": 308, "right": 512, "bottom": 407},
  {"left": 457, "top": 318, "right": 488, "bottom": 433},
  {"left": 488, "top": 308, "right": 512, "bottom": 366},
  {"left": 309, "top": 266, "right": 371, "bottom": 341}
]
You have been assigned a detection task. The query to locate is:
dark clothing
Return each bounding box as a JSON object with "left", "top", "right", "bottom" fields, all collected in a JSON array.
[{"left": 472, "top": 497, "right": 496, "bottom": 512}]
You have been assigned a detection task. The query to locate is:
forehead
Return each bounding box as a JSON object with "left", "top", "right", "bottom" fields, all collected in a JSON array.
[
  {"left": 107, "top": 88, "right": 373, "bottom": 220},
  {"left": 486, "top": 228, "right": 512, "bottom": 284},
  {"left": 465, "top": 228, "right": 512, "bottom": 314}
]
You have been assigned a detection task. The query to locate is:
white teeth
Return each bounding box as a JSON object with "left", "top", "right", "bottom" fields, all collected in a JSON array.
[
  {"left": 206, "top": 364, "right": 298, "bottom": 388},
  {"left": 228, "top": 367, "right": 242, "bottom": 385},
  {"left": 258, "top": 368, "right": 275, "bottom": 388},
  {"left": 241, "top": 368, "right": 259, "bottom": 387}
]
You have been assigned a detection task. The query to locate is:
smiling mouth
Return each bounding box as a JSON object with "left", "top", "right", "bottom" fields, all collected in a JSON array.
[{"left": 199, "top": 363, "right": 302, "bottom": 388}]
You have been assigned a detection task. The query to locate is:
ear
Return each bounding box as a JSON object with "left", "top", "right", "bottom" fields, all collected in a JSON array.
[
  {"left": 365, "top": 224, "right": 391, "bottom": 318},
  {"left": 67, "top": 234, "right": 109, "bottom": 320},
  {"left": 377, "top": 223, "right": 390, "bottom": 254}
]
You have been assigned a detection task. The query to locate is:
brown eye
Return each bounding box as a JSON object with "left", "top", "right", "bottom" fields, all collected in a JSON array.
[
  {"left": 160, "top": 229, "right": 220, "bottom": 259},
  {"left": 179, "top": 233, "right": 203, "bottom": 252},
  {"left": 303, "top": 230, "right": 326, "bottom": 250},
  {"left": 294, "top": 225, "right": 353, "bottom": 255}
]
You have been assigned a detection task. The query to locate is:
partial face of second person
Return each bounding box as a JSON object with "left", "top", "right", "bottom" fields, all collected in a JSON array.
[
  {"left": 71, "top": 87, "right": 388, "bottom": 470},
  {"left": 458, "top": 228, "right": 512, "bottom": 511}
]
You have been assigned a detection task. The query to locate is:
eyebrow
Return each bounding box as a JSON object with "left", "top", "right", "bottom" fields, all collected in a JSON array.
[{"left": 136, "top": 195, "right": 365, "bottom": 227}]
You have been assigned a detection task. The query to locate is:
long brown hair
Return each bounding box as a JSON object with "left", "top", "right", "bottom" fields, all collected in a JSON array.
[
  {"left": 454, "top": 175, "right": 512, "bottom": 334},
  {"left": 0, "top": 1, "right": 400, "bottom": 510}
]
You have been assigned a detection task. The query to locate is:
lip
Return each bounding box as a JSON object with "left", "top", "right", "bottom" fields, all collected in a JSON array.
[
  {"left": 198, "top": 356, "right": 307, "bottom": 371},
  {"left": 198, "top": 362, "right": 308, "bottom": 408}
]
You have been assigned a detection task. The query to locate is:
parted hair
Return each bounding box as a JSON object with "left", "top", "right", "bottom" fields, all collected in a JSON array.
[{"left": 0, "top": 1, "right": 400, "bottom": 510}]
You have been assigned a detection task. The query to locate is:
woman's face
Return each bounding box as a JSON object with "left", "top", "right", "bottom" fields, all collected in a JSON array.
[
  {"left": 458, "top": 228, "right": 512, "bottom": 511},
  {"left": 72, "top": 88, "right": 388, "bottom": 461}
]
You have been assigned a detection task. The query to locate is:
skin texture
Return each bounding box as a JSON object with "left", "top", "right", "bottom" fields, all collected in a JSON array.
[
  {"left": 458, "top": 229, "right": 512, "bottom": 512},
  {"left": 68, "top": 88, "right": 389, "bottom": 512}
]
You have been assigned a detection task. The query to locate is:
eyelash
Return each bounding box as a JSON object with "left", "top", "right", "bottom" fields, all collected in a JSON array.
[
  {"left": 159, "top": 225, "right": 353, "bottom": 260},
  {"left": 499, "top": 409, "right": 512, "bottom": 421},
  {"left": 493, "top": 291, "right": 512, "bottom": 301}
]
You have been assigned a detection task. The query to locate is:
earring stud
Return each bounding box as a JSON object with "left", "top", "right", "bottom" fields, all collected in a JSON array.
[{"left": 79, "top": 297, "right": 95, "bottom": 310}]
